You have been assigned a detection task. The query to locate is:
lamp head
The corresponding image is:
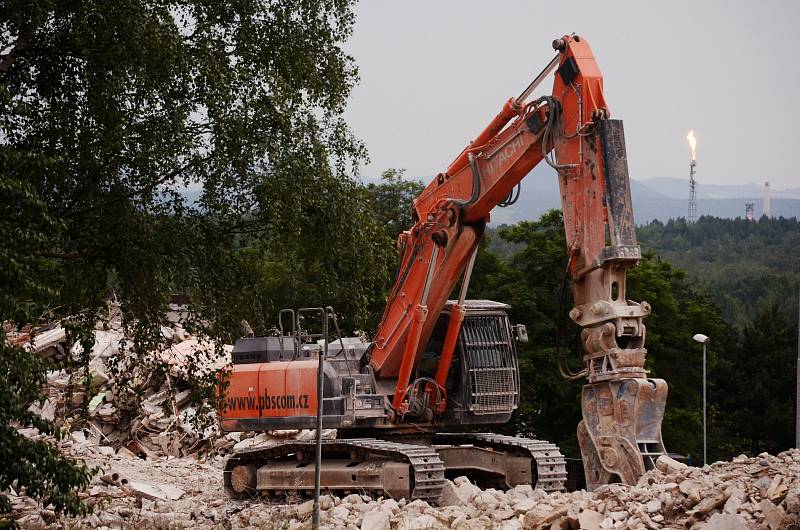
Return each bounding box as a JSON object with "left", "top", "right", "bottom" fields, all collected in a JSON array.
[{"left": 693, "top": 333, "right": 710, "bottom": 344}]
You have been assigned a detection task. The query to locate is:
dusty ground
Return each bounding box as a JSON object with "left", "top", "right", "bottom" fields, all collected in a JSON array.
[{"left": 6, "top": 429, "right": 800, "bottom": 529}]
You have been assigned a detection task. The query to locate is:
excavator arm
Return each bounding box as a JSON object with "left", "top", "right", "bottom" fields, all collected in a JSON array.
[{"left": 368, "top": 34, "right": 668, "bottom": 488}]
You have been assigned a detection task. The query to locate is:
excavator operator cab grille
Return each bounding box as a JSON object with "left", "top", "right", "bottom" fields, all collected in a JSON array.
[
  {"left": 459, "top": 303, "right": 520, "bottom": 414},
  {"left": 417, "top": 300, "right": 521, "bottom": 425}
]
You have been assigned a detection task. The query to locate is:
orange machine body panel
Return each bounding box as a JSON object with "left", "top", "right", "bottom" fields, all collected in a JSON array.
[{"left": 220, "top": 359, "right": 318, "bottom": 426}]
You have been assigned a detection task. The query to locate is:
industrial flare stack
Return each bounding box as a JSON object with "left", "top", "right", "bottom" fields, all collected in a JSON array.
[{"left": 687, "top": 130, "right": 698, "bottom": 223}]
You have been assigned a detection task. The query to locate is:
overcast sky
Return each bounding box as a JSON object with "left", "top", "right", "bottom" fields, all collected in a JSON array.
[{"left": 342, "top": 0, "right": 800, "bottom": 190}]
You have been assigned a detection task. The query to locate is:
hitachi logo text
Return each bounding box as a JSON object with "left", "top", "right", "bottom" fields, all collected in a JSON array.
[{"left": 482, "top": 134, "right": 525, "bottom": 178}]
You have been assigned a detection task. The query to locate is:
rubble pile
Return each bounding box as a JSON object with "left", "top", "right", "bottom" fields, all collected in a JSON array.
[
  {"left": 7, "top": 427, "right": 236, "bottom": 529},
  {"left": 8, "top": 304, "right": 236, "bottom": 459},
  {"left": 7, "top": 427, "right": 800, "bottom": 530},
  {"left": 282, "top": 451, "right": 800, "bottom": 530}
]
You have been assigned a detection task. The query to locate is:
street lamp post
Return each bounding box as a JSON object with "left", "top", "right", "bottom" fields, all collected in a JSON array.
[{"left": 693, "top": 333, "right": 710, "bottom": 465}]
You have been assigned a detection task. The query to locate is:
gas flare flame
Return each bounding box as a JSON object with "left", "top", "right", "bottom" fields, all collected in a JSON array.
[{"left": 686, "top": 130, "right": 697, "bottom": 161}]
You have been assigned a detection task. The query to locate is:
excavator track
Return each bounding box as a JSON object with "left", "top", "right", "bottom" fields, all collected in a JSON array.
[
  {"left": 224, "top": 438, "right": 446, "bottom": 503},
  {"left": 432, "top": 433, "right": 568, "bottom": 492},
  {"left": 224, "top": 433, "right": 566, "bottom": 503}
]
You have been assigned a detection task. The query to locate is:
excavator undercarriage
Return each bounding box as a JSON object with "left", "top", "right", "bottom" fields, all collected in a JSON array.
[{"left": 224, "top": 433, "right": 567, "bottom": 501}]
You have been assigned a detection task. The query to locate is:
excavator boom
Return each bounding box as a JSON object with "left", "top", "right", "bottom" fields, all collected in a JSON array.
[{"left": 367, "top": 34, "right": 667, "bottom": 487}]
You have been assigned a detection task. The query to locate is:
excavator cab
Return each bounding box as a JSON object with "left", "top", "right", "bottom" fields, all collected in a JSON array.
[{"left": 417, "top": 300, "right": 521, "bottom": 427}]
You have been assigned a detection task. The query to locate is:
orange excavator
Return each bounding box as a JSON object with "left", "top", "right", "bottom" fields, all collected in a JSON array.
[{"left": 219, "top": 34, "right": 668, "bottom": 501}]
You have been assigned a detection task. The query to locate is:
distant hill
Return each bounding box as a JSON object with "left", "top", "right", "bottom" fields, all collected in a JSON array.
[
  {"left": 484, "top": 165, "right": 800, "bottom": 224},
  {"left": 639, "top": 177, "right": 800, "bottom": 200},
  {"left": 187, "top": 169, "right": 799, "bottom": 224}
]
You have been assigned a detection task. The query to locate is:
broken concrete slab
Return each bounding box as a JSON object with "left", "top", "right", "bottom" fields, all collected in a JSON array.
[
  {"left": 578, "top": 508, "right": 604, "bottom": 529},
  {"left": 759, "top": 499, "right": 785, "bottom": 530},
  {"left": 701, "top": 512, "right": 748, "bottom": 530},
  {"left": 295, "top": 499, "right": 314, "bottom": 520},
  {"left": 360, "top": 509, "right": 390, "bottom": 530},
  {"left": 125, "top": 481, "right": 185, "bottom": 501},
  {"left": 439, "top": 478, "right": 480, "bottom": 507}
]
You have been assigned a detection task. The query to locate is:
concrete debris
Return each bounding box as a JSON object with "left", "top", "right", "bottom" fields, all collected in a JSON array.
[
  {"left": 9, "top": 312, "right": 240, "bottom": 460},
  {"left": 361, "top": 509, "right": 390, "bottom": 530},
  {"left": 125, "top": 481, "right": 185, "bottom": 501},
  {"left": 759, "top": 499, "right": 786, "bottom": 530},
  {"left": 439, "top": 476, "right": 482, "bottom": 507},
  {"left": 577, "top": 508, "right": 604, "bottom": 529},
  {"left": 702, "top": 512, "right": 748, "bottom": 530},
  {"left": 5, "top": 445, "right": 800, "bottom": 529},
  {"left": 654, "top": 453, "right": 687, "bottom": 474}
]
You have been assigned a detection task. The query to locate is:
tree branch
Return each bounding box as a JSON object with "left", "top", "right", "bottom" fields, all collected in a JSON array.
[
  {"left": 35, "top": 252, "right": 86, "bottom": 260},
  {"left": 0, "top": 26, "right": 34, "bottom": 83},
  {"left": 64, "top": 158, "right": 203, "bottom": 220}
]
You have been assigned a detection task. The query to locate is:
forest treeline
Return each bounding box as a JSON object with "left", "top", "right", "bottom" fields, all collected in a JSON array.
[
  {"left": 490, "top": 215, "right": 800, "bottom": 327},
  {"left": 483, "top": 212, "right": 800, "bottom": 461},
  {"left": 637, "top": 216, "right": 800, "bottom": 327}
]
